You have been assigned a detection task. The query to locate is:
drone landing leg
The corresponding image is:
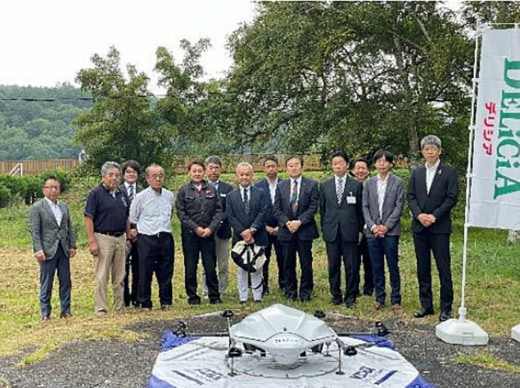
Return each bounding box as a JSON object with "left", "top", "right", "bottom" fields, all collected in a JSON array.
[{"left": 336, "top": 345, "right": 345, "bottom": 375}]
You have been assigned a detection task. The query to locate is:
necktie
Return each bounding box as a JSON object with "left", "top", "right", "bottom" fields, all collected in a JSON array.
[
  {"left": 128, "top": 185, "right": 134, "bottom": 202},
  {"left": 243, "top": 188, "right": 250, "bottom": 214},
  {"left": 290, "top": 180, "right": 298, "bottom": 217},
  {"left": 336, "top": 178, "right": 344, "bottom": 205}
]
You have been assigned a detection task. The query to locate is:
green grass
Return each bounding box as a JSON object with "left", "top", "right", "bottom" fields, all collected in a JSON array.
[{"left": 1, "top": 172, "right": 519, "bottom": 366}]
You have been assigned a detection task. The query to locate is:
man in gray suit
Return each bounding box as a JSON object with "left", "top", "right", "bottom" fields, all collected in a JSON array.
[
  {"left": 362, "top": 150, "right": 405, "bottom": 315},
  {"left": 320, "top": 151, "right": 364, "bottom": 308},
  {"left": 30, "top": 176, "right": 76, "bottom": 321}
]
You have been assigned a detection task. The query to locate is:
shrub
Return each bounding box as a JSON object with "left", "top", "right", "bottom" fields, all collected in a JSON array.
[{"left": 0, "top": 184, "right": 10, "bottom": 208}]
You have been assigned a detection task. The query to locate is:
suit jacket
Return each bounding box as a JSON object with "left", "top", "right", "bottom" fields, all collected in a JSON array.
[
  {"left": 118, "top": 183, "right": 143, "bottom": 204},
  {"left": 408, "top": 162, "right": 458, "bottom": 234},
  {"left": 254, "top": 177, "right": 281, "bottom": 226},
  {"left": 274, "top": 176, "right": 319, "bottom": 242},
  {"left": 319, "top": 176, "right": 363, "bottom": 243},
  {"left": 30, "top": 199, "right": 76, "bottom": 260},
  {"left": 362, "top": 174, "right": 405, "bottom": 237},
  {"left": 212, "top": 181, "right": 234, "bottom": 239},
  {"left": 226, "top": 186, "right": 268, "bottom": 246}
]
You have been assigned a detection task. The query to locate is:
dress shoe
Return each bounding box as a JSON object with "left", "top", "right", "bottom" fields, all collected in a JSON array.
[
  {"left": 300, "top": 296, "right": 311, "bottom": 303},
  {"left": 363, "top": 289, "right": 374, "bottom": 296},
  {"left": 161, "top": 304, "right": 172, "bottom": 311},
  {"left": 210, "top": 298, "right": 223, "bottom": 305},
  {"left": 262, "top": 287, "right": 270, "bottom": 296},
  {"left": 254, "top": 299, "right": 262, "bottom": 304},
  {"left": 439, "top": 311, "right": 452, "bottom": 322},
  {"left": 60, "top": 311, "right": 72, "bottom": 319},
  {"left": 239, "top": 300, "right": 247, "bottom": 305},
  {"left": 286, "top": 294, "right": 297, "bottom": 302},
  {"left": 188, "top": 298, "right": 201, "bottom": 306},
  {"left": 42, "top": 316, "right": 51, "bottom": 322},
  {"left": 331, "top": 297, "right": 343, "bottom": 306},
  {"left": 373, "top": 302, "right": 385, "bottom": 311},
  {"left": 413, "top": 307, "right": 434, "bottom": 318}
]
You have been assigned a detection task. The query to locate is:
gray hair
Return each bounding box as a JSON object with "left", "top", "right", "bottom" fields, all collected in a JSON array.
[
  {"left": 145, "top": 163, "right": 164, "bottom": 176},
  {"left": 420, "top": 135, "right": 442, "bottom": 149},
  {"left": 205, "top": 155, "right": 222, "bottom": 167},
  {"left": 236, "top": 162, "right": 254, "bottom": 174},
  {"left": 101, "top": 161, "right": 122, "bottom": 176}
]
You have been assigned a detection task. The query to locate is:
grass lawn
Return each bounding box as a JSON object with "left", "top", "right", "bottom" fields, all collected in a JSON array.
[{"left": 0, "top": 171, "right": 518, "bottom": 366}]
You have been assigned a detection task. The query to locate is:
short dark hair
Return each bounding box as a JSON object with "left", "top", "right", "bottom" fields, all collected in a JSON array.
[
  {"left": 331, "top": 150, "right": 349, "bottom": 164},
  {"left": 373, "top": 149, "right": 395, "bottom": 164},
  {"left": 351, "top": 157, "right": 369, "bottom": 169},
  {"left": 205, "top": 156, "right": 222, "bottom": 167},
  {"left": 122, "top": 160, "right": 141, "bottom": 174},
  {"left": 188, "top": 160, "right": 205, "bottom": 171},
  {"left": 43, "top": 175, "right": 60, "bottom": 186},
  {"left": 286, "top": 155, "right": 304, "bottom": 167},
  {"left": 263, "top": 155, "right": 279, "bottom": 165}
]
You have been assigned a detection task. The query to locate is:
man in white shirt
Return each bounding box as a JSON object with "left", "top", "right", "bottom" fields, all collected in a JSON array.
[{"left": 129, "top": 164, "right": 175, "bottom": 310}]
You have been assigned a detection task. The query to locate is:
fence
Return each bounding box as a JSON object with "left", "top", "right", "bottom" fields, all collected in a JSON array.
[{"left": 0, "top": 154, "right": 325, "bottom": 176}]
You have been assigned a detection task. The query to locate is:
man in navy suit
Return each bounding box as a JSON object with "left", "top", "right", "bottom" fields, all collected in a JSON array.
[
  {"left": 227, "top": 162, "right": 268, "bottom": 302},
  {"left": 320, "top": 151, "right": 364, "bottom": 308},
  {"left": 408, "top": 135, "right": 459, "bottom": 322},
  {"left": 254, "top": 155, "right": 284, "bottom": 294},
  {"left": 274, "top": 155, "right": 319, "bottom": 302}
]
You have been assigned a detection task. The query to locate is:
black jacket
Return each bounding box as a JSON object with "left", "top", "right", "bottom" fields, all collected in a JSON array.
[{"left": 176, "top": 180, "right": 223, "bottom": 233}]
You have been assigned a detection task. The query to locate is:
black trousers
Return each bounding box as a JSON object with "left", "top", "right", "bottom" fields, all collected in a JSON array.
[
  {"left": 281, "top": 236, "right": 313, "bottom": 300},
  {"left": 413, "top": 232, "right": 453, "bottom": 313},
  {"left": 136, "top": 233, "right": 174, "bottom": 309},
  {"left": 355, "top": 235, "right": 374, "bottom": 295},
  {"left": 124, "top": 241, "right": 139, "bottom": 306},
  {"left": 326, "top": 236, "right": 358, "bottom": 304},
  {"left": 182, "top": 230, "right": 220, "bottom": 302},
  {"left": 264, "top": 233, "right": 285, "bottom": 291}
]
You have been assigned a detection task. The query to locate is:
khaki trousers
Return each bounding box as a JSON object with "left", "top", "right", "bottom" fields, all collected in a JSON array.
[
  {"left": 202, "top": 236, "right": 230, "bottom": 294},
  {"left": 94, "top": 233, "right": 126, "bottom": 313}
]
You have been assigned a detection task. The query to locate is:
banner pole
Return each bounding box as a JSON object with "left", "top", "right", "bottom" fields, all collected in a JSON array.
[{"left": 436, "top": 23, "right": 489, "bottom": 345}]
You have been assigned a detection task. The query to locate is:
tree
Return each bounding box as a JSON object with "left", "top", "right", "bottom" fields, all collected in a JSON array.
[
  {"left": 225, "top": 2, "right": 474, "bottom": 166},
  {"left": 74, "top": 47, "right": 172, "bottom": 169}
]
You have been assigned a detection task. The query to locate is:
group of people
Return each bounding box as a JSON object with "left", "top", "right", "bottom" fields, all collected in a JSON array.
[{"left": 29, "top": 134, "right": 458, "bottom": 323}]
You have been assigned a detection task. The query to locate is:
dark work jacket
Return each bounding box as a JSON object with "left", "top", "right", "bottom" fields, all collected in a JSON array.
[{"left": 176, "top": 180, "right": 223, "bottom": 233}]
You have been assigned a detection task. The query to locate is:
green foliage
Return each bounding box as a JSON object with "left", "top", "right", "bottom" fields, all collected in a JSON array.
[
  {"left": 40, "top": 169, "right": 71, "bottom": 193},
  {"left": 74, "top": 47, "right": 172, "bottom": 170},
  {"left": 0, "top": 84, "right": 91, "bottom": 160},
  {"left": 0, "top": 185, "right": 10, "bottom": 208}
]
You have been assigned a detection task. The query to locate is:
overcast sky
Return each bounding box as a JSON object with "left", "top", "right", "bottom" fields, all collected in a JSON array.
[{"left": 0, "top": 0, "right": 257, "bottom": 93}]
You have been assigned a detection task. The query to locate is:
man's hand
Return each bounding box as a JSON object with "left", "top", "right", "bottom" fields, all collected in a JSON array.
[
  {"left": 88, "top": 240, "right": 99, "bottom": 256},
  {"left": 69, "top": 248, "right": 77, "bottom": 258},
  {"left": 195, "top": 227, "right": 205, "bottom": 237},
  {"left": 418, "top": 213, "right": 435, "bottom": 227},
  {"left": 241, "top": 229, "right": 253, "bottom": 242},
  {"left": 35, "top": 251, "right": 45, "bottom": 263},
  {"left": 200, "top": 227, "right": 214, "bottom": 238},
  {"left": 286, "top": 220, "right": 302, "bottom": 233}
]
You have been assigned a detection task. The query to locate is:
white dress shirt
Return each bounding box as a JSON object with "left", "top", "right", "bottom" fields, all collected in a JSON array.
[
  {"left": 377, "top": 174, "right": 389, "bottom": 219},
  {"left": 45, "top": 197, "right": 62, "bottom": 225},
  {"left": 129, "top": 187, "right": 174, "bottom": 235},
  {"left": 425, "top": 160, "right": 440, "bottom": 194}
]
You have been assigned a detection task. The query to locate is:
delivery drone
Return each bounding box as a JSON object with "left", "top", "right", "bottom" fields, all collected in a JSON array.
[{"left": 173, "top": 303, "right": 389, "bottom": 376}]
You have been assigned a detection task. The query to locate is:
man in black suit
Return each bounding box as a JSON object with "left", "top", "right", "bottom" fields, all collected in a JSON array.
[
  {"left": 226, "top": 162, "right": 268, "bottom": 302},
  {"left": 254, "top": 155, "right": 284, "bottom": 294},
  {"left": 203, "top": 156, "right": 234, "bottom": 295},
  {"left": 408, "top": 135, "right": 459, "bottom": 322},
  {"left": 274, "top": 155, "right": 319, "bottom": 302},
  {"left": 119, "top": 160, "right": 143, "bottom": 306},
  {"left": 320, "top": 151, "right": 364, "bottom": 308}
]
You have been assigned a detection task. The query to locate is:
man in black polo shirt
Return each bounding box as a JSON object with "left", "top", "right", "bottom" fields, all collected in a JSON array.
[{"left": 85, "top": 161, "right": 130, "bottom": 316}]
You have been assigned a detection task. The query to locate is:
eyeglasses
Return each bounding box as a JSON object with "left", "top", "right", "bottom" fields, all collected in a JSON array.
[
  {"left": 149, "top": 174, "right": 165, "bottom": 179},
  {"left": 43, "top": 186, "right": 60, "bottom": 190}
]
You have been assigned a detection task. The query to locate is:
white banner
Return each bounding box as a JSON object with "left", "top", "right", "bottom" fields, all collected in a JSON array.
[
  {"left": 469, "top": 28, "right": 520, "bottom": 229},
  {"left": 148, "top": 332, "right": 432, "bottom": 388}
]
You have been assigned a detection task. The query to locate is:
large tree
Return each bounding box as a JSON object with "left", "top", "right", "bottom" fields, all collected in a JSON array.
[
  {"left": 74, "top": 47, "right": 171, "bottom": 169},
  {"left": 225, "top": 2, "right": 473, "bottom": 165}
]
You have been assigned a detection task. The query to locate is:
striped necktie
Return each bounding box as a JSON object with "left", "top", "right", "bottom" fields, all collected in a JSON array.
[
  {"left": 336, "top": 178, "right": 344, "bottom": 205},
  {"left": 243, "top": 188, "right": 250, "bottom": 214},
  {"left": 128, "top": 185, "right": 134, "bottom": 202},
  {"left": 290, "top": 180, "right": 298, "bottom": 216}
]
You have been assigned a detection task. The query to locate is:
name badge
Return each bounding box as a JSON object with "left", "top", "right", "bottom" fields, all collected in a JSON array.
[
  {"left": 220, "top": 193, "right": 227, "bottom": 197},
  {"left": 346, "top": 193, "right": 356, "bottom": 204}
]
